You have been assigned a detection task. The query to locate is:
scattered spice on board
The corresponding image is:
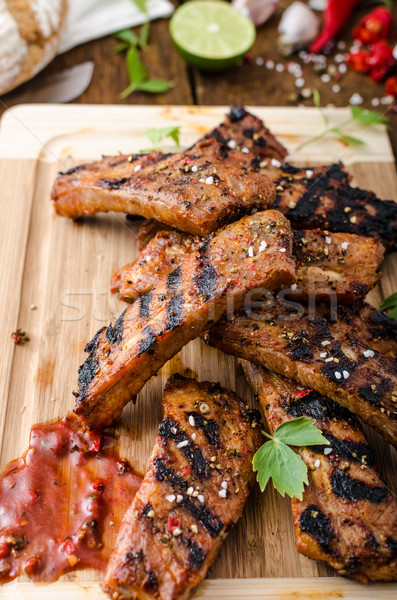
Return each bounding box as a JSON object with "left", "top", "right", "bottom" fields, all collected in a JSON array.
[{"left": 10, "top": 328, "right": 30, "bottom": 345}]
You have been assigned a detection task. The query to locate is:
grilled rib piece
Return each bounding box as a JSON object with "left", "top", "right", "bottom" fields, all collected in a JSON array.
[
  {"left": 51, "top": 149, "right": 275, "bottom": 237},
  {"left": 205, "top": 299, "right": 397, "bottom": 447},
  {"left": 272, "top": 162, "right": 397, "bottom": 251},
  {"left": 103, "top": 374, "right": 263, "bottom": 600},
  {"left": 74, "top": 211, "right": 296, "bottom": 428},
  {"left": 112, "top": 228, "right": 384, "bottom": 305},
  {"left": 242, "top": 362, "right": 397, "bottom": 583}
]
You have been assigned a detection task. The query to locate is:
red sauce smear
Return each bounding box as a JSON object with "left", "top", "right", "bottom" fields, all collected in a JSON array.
[{"left": 0, "top": 414, "right": 142, "bottom": 583}]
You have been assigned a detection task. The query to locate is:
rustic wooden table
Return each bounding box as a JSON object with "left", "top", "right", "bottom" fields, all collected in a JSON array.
[{"left": 0, "top": 1, "right": 396, "bottom": 159}]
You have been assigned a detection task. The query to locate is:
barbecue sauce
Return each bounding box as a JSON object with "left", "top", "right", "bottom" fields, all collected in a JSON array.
[{"left": 0, "top": 414, "right": 142, "bottom": 583}]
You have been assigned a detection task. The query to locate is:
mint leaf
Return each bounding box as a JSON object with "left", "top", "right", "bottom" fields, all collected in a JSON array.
[
  {"left": 253, "top": 439, "right": 308, "bottom": 500},
  {"left": 127, "top": 47, "right": 147, "bottom": 83},
  {"left": 130, "top": 0, "right": 148, "bottom": 14},
  {"left": 144, "top": 125, "right": 181, "bottom": 147},
  {"left": 139, "top": 22, "right": 150, "bottom": 49},
  {"left": 274, "top": 417, "right": 330, "bottom": 446},
  {"left": 114, "top": 29, "right": 139, "bottom": 46},
  {"left": 379, "top": 292, "right": 397, "bottom": 312},
  {"left": 350, "top": 106, "right": 388, "bottom": 126},
  {"left": 136, "top": 79, "right": 174, "bottom": 93}
]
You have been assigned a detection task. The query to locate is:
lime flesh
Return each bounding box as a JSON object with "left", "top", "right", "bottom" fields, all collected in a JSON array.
[{"left": 170, "top": 0, "right": 256, "bottom": 72}]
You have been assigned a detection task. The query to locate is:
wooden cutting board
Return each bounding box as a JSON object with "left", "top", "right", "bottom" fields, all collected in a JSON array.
[{"left": 0, "top": 105, "right": 396, "bottom": 599}]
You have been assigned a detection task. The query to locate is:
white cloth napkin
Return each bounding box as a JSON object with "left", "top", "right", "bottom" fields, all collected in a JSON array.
[{"left": 59, "top": 0, "right": 175, "bottom": 54}]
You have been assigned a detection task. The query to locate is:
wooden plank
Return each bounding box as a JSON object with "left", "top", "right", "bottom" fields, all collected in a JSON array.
[{"left": 0, "top": 105, "right": 396, "bottom": 597}]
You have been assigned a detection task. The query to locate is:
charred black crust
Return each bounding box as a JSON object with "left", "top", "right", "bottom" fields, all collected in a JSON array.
[
  {"left": 185, "top": 538, "right": 206, "bottom": 569},
  {"left": 153, "top": 458, "right": 187, "bottom": 489},
  {"left": 358, "top": 377, "right": 392, "bottom": 408},
  {"left": 166, "top": 293, "right": 184, "bottom": 331},
  {"left": 138, "top": 325, "right": 156, "bottom": 356},
  {"left": 284, "top": 391, "right": 360, "bottom": 427},
  {"left": 140, "top": 290, "right": 152, "bottom": 319},
  {"left": 369, "top": 310, "right": 397, "bottom": 339},
  {"left": 197, "top": 263, "right": 217, "bottom": 299},
  {"left": 106, "top": 309, "right": 126, "bottom": 345},
  {"left": 320, "top": 432, "right": 375, "bottom": 466},
  {"left": 331, "top": 470, "right": 388, "bottom": 504},
  {"left": 167, "top": 265, "right": 182, "bottom": 290},
  {"left": 59, "top": 165, "right": 85, "bottom": 176},
  {"left": 142, "top": 502, "right": 154, "bottom": 517},
  {"left": 84, "top": 327, "right": 106, "bottom": 354},
  {"left": 387, "top": 536, "right": 397, "bottom": 554},
  {"left": 98, "top": 176, "right": 130, "bottom": 189},
  {"left": 187, "top": 411, "right": 220, "bottom": 448},
  {"left": 227, "top": 106, "right": 247, "bottom": 122},
  {"left": 281, "top": 163, "right": 301, "bottom": 175},
  {"left": 77, "top": 357, "right": 98, "bottom": 391},
  {"left": 299, "top": 505, "right": 335, "bottom": 554},
  {"left": 182, "top": 497, "right": 224, "bottom": 537},
  {"left": 158, "top": 418, "right": 211, "bottom": 479}
]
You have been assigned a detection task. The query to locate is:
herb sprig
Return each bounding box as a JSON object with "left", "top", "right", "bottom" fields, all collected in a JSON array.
[
  {"left": 139, "top": 125, "right": 181, "bottom": 153},
  {"left": 296, "top": 90, "right": 388, "bottom": 150},
  {"left": 113, "top": 0, "right": 173, "bottom": 99},
  {"left": 379, "top": 293, "right": 397, "bottom": 321},
  {"left": 253, "top": 417, "right": 329, "bottom": 500}
]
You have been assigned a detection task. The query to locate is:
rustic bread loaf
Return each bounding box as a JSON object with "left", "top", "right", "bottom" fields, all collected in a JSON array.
[{"left": 0, "top": 0, "right": 68, "bottom": 95}]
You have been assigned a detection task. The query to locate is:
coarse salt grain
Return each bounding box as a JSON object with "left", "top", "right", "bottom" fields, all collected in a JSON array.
[
  {"left": 221, "top": 481, "right": 228, "bottom": 489},
  {"left": 166, "top": 494, "right": 176, "bottom": 502},
  {"left": 266, "top": 59, "right": 275, "bottom": 69},
  {"left": 291, "top": 283, "right": 297, "bottom": 291},
  {"left": 341, "top": 242, "right": 349, "bottom": 250},
  {"left": 295, "top": 77, "right": 305, "bottom": 88},
  {"left": 343, "top": 370, "right": 350, "bottom": 379},
  {"left": 241, "top": 146, "right": 249, "bottom": 153},
  {"left": 321, "top": 74, "right": 331, "bottom": 83},
  {"left": 177, "top": 495, "right": 183, "bottom": 503},
  {"left": 191, "top": 524, "right": 198, "bottom": 533},
  {"left": 170, "top": 427, "right": 177, "bottom": 434},
  {"left": 332, "top": 84, "right": 341, "bottom": 93},
  {"left": 134, "top": 165, "right": 141, "bottom": 172},
  {"left": 279, "top": 248, "right": 286, "bottom": 253},
  {"left": 219, "top": 489, "right": 227, "bottom": 498},
  {"left": 363, "top": 349, "right": 375, "bottom": 358},
  {"left": 271, "top": 158, "right": 281, "bottom": 168},
  {"left": 324, "top": 447, "right": 332, "bottom": 455},
  {"left": 314, "top": 459, "right": 321, "bottom": 468},
  {"left": 198, "top": 494, "right": 205, "bottom": 503},
  {"left": 227, "top": 139, "right": 237, "bottom": 149},
  {"left": 320, "top": 352, "right": 327, "bottom": 358},
  {"left": 334, "top": 371, "right": 342, "bottom": 380},
  {"left": 259, "top": 241, "right": 267, "bottom": 252},
  {"left": 255, "top": 57, "right": 264, "bottom": 66},
  {"left": 187, "top": 487, "right": 194, "bottom": 495},
  {"left": 371, "top": 98, "right": 380, "bottom": 107},
  {"left": 306, "top": 169, "right": 313, "bottom": 177},
  {"left": 205, "top": 176, "right": 214, "bottom": 185},
  {"left": 350, "top": 93, "right": 363, "bottom": 105},
  {"left": 321, "top": 340, "right": 331, "bottom": 346},
  {"left": 177, "top": 440, "right": 189, "bottom": 449},
  {"left": 191, "top": 165, "right": 198, "bottom": 172},
  {"left": 338, "top": 64, "right": 347, "bottom": 74},
  {"left": 191, "top": 432, "right": 196, "bottom": 440},
  {"left": 325, "top": 357, "right": 333, "bottom": 363},
  {"left": 189, "top": 415, "right": 196, "bottom": 427},
  {"left": 276, "top": 63, "right": 284, "bottom": 72},
  {"left": 248, "top": 246, "right": 254, "bottom": 258},
  {"left": 325, "top": 236, "right": 332, "bottom": 244}
]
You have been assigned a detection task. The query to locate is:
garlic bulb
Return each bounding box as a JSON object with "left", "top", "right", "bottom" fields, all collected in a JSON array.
[
  {"left": 278, "top": 1, "right": 320, "bottom": 55},
  {"left": 232, "top": 0, "right": 279, "bottom": 27}
]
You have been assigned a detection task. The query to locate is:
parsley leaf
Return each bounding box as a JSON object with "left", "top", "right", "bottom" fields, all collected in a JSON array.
[
  {"left": 114, "top": 29, "right": 139, "bottom": 46},
  {"left": 143, "top": 125, "right": 181, "bottom": 148},
  {"left": 253, "top": 417, "right": 329, "bottom": 500},
  {"left": 350, "top": 106, "right": 388, "bottom": 126},
  {"left": 330, "top": 128, "right": 365, "bottom": 147},
  {"left": 126, "top": 47, "right": 148, "bottom": 83},
  {"left": 379, "top": 292, "right": 397, "bottom": 321},
  {"left": 136, "top": 79, "right": 174, "bottom": 93},
  {"left": 130, "top": 0, "right": 148, "bottom": 15}
]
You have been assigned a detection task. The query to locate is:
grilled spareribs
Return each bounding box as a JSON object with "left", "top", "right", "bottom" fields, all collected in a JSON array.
[
  {"left": 242, "top": 362, "right": 397, "bottom": 583},
  {"left": 74, "top": 211, "right": 296, "bottom": 428},
  {"left": 51, "top": 150, "right": 276, "bottom": 237},
  {"left": 103, "top": 375, "right": 263, "bottom": 600},
  {"left": 112, "top": 228, "right": 384, "bottom": 305},
  {"left": 205, "top": 299, "right": 397, "bottom": 447}
]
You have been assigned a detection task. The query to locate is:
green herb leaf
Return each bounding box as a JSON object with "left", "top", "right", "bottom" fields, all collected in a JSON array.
[
  {"left": 330, "top": 128, "right": 365, "bottom": 147},
  {"left": 120, "top": 81, "right": 138, "bottom": 99},
  {"left": 274, "top": 417, "right": 330, "bottom": 447},
  {"left": 253, "top": 417, "right": 329, "bottom": 500},
  {"left": 113, "top": 42, "right": 129, "bottom": 54},
  {"left": 114, "top": 29, "right": 139, "bottom": 46},
  {"left": 139, "top": 22, "right": 150, "bottom": 49},
  {"left": 143, "top": 125, "right": 181, "bottom": 147},
  {"left": 312, "top": 89, "right": 329, "bottom": 127},
  {"left": 126, "top": 47, "right": 148, "bottom": 83},
  {"left": 379, "top": 292, "right": 397, "bottom": 312},
  {"left": 388, "top": 307, "right": 397, "bottom": 321},
  {"left": 130, "top": 0, "right": 148, "bottom": 14},
  {"left": 350, "top": 106, "right": 388, "bottom": 126},
  {"left": 136, "top": 79, "right": 174, "bottom": 94},
  {"left": 253, "top": 438, "right": 308, "bottom": 500}
]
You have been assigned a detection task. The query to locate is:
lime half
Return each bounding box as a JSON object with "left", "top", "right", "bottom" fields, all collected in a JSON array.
[{"left": 170, "top": 0, "right": 256, "bottom": 71}]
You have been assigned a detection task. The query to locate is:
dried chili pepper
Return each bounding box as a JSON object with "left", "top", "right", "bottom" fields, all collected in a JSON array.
[
  {"left": 353, "top": 7, "right": 393, "bottom": 44},
  {"left": 310, "top": 0, "right": 361, "bottom": 53},
  {"left": 385, "top": 75, "right": 397, "bottom": 97},
  {"left": 367, "top": 40, "right": 395, "bottom": 81},
  {"left": 347, "top": 49, "right": 370, "bottom": 73}
]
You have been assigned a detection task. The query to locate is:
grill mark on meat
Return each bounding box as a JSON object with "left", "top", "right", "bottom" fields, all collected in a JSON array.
[
  {"left": 138, "top": 325, "right": 156, "bottom": 356},
  {"left": 167, "top": 265, "right": 182, "bottom": 290},
  {"left": 98, "top": 177, "right": 131, "bottom": 189},
  {"left": 166, "top": 293, "right": 184, "bottom": 331},
  {"left": 299, "top": 505, "right": 335, "bottom": 554},
  {"left": 159, "top": 418, "right": 211, "bottom": 479},
  {"left": 153, "top": 457, "right": 187, "bottom": 490},
  {"left": 77, "top": 357, "right": 98, "bottom": 390},
  {"left": 181, "top": 497, "right": 224, "bottom": 537},
  {"left": 139, "top": 290, "right": 152, "bottom": 319},
  {"left": 84, "top": 326, "right": 106, "bottom": 354},
  {"left": 185, "top": 538, "right": 206, "bottom": 569},
  {"left": 197, "top": 262, "right": 217, "bottom": 299},
  {"left": 358, "top": 379, "right": 391, "bottom": 407},
  {"left": 227, "top": 106, "right": 248, "bottom": 122},
  {"left": 319, "top": 432, "right": 375, "bottom": 466},
  {"left": 187, "top": 411, "right": 220, "bottom": 448},
  {"left": 331, "top": 471, "right": 388, "bottom": 504},
  {"left": 105, "top": 309, "right": 126, "bottom": 345},
  {"left": 284, "top": 391, "right": 360, "bottom": 427}
]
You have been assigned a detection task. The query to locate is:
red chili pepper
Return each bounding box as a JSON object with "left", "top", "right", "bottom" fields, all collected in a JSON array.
[
  {"left": 292, "top": 389, "right": 313, "bottom": 399},
  {"left": 0, "top": 543, "right": 9, "bottom": 559},
  {"left": 183, "top": 466, "right": 191, "bottom": 475},
  {"left": 347, "top": 49, "right": 370, "bottom": 73},
  {"left": 61, "top": 539, "right": 76, "bottom": 555},
  {"left": 91, "top": 480, "right": 105, "bottom": 493},
  {"left": 310, "top": 0, "right": 361, "bottom": 53},
  {"left": 385, "top": 76, "right": 397, "bottom": 98},
  {"left": 166, "top": 517, "right": 181, "bottom": 532},
  {"left": 353, "top": 7, "right": 393, "bottom": 44},
  {"left": 367, "top": 40, "right": 395, "bottom": 82}
]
